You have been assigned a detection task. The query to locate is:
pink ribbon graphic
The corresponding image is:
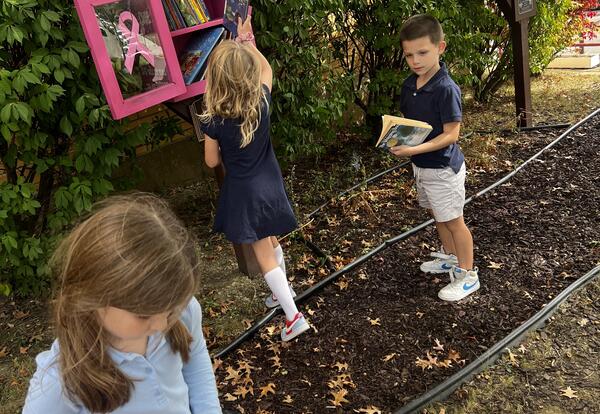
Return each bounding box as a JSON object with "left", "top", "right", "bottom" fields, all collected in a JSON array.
[{"left": 118, "top": 11, "right": 155, "bottom": 74}]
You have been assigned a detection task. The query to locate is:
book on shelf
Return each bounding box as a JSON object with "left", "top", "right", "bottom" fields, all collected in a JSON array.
[
  {"left": 163, "top": 0, "right": 212, "bottom": 30},
  {"left": 223, "top": 0, "right": 249, "bottom": 37},
  {"left": 179, "top": 26, "right": 226, "bottom": 85},
  {"left": 375, "top": 115, "right": 433, "bottom": 149}
]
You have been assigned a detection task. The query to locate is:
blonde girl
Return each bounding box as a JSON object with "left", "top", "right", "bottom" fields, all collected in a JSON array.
[
  {"left": 23, "top": 193, "right": 221, "bottom": 413},
  {"left": 199, "top": 16, "right": 309, "bottom": 342}
]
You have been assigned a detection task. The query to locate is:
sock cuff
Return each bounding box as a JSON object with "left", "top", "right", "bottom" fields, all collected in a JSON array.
[{"left": 274, "top": 244, "right": 284, "bottom": 262}]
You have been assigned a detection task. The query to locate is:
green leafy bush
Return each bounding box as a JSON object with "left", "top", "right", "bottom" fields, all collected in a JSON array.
[
  {"left": 252, "top": 0, "right": 352, "bottom": 160},
  {"left": 0, "top": 0, "right": 150, "bottom": 295}
]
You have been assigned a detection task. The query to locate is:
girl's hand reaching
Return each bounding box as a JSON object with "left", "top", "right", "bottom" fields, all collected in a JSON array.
[{"left": 237, "top": 15, "right": 252, "bottom": 38}]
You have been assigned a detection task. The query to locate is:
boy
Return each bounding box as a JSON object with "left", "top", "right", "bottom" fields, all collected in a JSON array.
[{"left": 390, "top": 14, "right": 479, "bottom": 301}]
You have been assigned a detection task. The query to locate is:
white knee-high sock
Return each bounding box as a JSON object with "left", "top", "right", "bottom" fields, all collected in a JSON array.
[
  {"left": 274, "top": 244, "right": 286, "bottom": 274},
  {"left": 264, "top": 267, "right": 298, "bottom": 321}
]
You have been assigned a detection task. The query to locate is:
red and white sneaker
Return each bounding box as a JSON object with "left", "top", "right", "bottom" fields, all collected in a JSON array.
[{"left": 281, "top": 312, "right": 310, "bottom": 342}]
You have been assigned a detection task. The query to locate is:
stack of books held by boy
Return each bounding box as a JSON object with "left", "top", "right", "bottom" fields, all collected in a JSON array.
[
  {"left": 375, "top": 114, "right": 433, "bottom": 149},
  {"left": 161, "top": 0, "right": 212, "bottom": 30}
]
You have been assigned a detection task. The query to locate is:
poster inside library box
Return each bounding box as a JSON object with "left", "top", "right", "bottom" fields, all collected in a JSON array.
[{"left": 95, "top": 0, "right": 170, "bottom": 99}]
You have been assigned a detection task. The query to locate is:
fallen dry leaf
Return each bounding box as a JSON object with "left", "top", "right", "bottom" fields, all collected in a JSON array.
[
  {"left": 335, "top": 279, "right": 349, "bottom": 290},
  {"left": 259, "top": 382, "right": 276, "bottom": 398},
  {"left": 0, "top": 347, "right": 8, "bottom": 358},
  {"left": 328, "top": 388, "right": 350, "bottom": 407},
  {"left": 506, "top": 348, "right": 519, "bottom": 366},
  {"left": 561, "top": 386, "right": 578, "bottom": 399},
  {"left": 282, "top": 394, "right": 293, "bottom": 404},
  {"left": 437, "top": 359, "right": 453, "bottom": 369},
  {"left": 19, "top": 346, "right": 29, "bottom": 354},
  {"left": 433, "top": 338, "right": 445, "bottom": 351},
  {"left": 13, "top": 310, "right": 29, "bottom": 319},
  {"left": 368, "top": 317, "right": 381, "bottom": 326},
  {"left": 265, "top": 325, "right": 277, "bottom": 336},
  {"left": 333, "top": 361, "right": 349, "bottom": 372},
  {"left": 212, "top": 358, "right": 223, "bottom": 373},
  {"left": 223, "top": 393, "right": 237, "bottom": 401},
  {"left": 487, "top": 261, "right": 503, "bottom": 269},
  {"left": 577, "top": 318, "right": 589, "bottom": 327},
  {"left": 224, "top": 366, "right": 242, "bottom": 383},
  {"left": 233, "top": 385, "right": 253, "bottom": 399},
  {"left": 447, "top": 349, "right": 461, "bottom": 362},
  {"left": 354, "top": 406, "right": 382, "bottom": 414},
  {"left": 382, "top": 353, "right": 396, "bottom": 362}
]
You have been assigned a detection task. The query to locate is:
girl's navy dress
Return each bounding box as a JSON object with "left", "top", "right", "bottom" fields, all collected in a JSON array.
[{"left": 200, "top": 86, "right": 297, "bottom": 243}]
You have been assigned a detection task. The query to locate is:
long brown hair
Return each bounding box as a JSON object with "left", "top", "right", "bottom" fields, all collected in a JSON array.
[
  {"left": 199, "top": 40, "right": 266, "bottom": 148},
  {"left": 50, "top": 193, "right": 199, "bottom": 412}
]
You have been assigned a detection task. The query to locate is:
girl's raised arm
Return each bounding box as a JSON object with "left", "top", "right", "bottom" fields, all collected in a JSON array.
[{"left": 236, "top": 16, "right": 272, "bottom": 91}]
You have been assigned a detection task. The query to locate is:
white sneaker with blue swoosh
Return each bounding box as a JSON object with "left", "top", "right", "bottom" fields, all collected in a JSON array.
[
  {"left": 438, "top": 266, "right": 480, "bottom": 301},
  {"left": 420, "top": 251, "right": 458, "bottom": 274}
]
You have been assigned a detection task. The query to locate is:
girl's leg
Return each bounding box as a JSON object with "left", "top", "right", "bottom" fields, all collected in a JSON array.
[
  {"left": 270, "top": 236, "right": 286, "bottom": 273},
  {"left": 252, "top": 237, "right": 298, "bottom": 320},
  {"left": 444, "top": 216, "right": 473, "bottom": 270}
]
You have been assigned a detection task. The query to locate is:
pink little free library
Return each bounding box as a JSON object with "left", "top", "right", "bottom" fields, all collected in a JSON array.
[{"left": 74, "top": 0, "right": 245, "bottom": 119}]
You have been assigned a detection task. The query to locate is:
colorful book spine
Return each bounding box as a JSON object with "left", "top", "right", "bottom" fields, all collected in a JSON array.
[
  {"left": 188, "top": 0, "right": 207, "bottom": 23},
  {"left": 166, "top": 0, "right": 185, "bottom": 29},
  {"left": 176, "top": 0, "right": 200, "bottom": 26},
  {"left": 161, "top": 0, "right": 178, "bottom": 30},
  {"left": 196, "top": 0, "right": 212, "bottom": 21}
]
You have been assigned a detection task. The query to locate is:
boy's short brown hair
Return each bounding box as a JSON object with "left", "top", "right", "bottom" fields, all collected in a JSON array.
[{"left": 399, "top": 14, "right": 444, "bottom": 44}]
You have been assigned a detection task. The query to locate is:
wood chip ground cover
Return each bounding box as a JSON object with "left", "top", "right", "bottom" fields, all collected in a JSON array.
[{"left": 215, "top": 115, "right": 600, "bottom": 413}]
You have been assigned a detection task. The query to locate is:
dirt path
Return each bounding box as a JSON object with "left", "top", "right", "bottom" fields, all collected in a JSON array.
[{"left": 214, "top": 115, "right": 600, "bottom": 413}]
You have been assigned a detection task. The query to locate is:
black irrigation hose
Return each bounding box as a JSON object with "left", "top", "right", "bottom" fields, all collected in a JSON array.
[
  {"left": 212, "top": 107, "right": 600, "bottom": 360},
  {"left": 395, "top": 264, "right": 600, "bottom": 414}
]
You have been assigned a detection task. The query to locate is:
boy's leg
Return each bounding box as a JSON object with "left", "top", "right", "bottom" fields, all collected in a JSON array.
[
  {"left": 443, "top": 216, "right": 473, "bottom": 270},
  {"left": 434, "top": 218, "right": 457, "bottom": 255}
]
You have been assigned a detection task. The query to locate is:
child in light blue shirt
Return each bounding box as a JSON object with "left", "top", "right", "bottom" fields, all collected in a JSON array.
[{"left": 22, "top": 194, "right": 221, "bottom": 414}]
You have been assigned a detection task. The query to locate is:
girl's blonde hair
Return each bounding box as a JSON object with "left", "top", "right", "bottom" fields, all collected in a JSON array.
[
  {"left": 51, "top": 193, "right": 200, "bottom": 412},
  {"left": 199, "top": 40, "right": 266, "bottom": 148}
]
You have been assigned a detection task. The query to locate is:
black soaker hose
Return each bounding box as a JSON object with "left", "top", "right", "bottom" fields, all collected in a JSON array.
[
  {"left": 394, "top": 265, "right": 600, "bottom": 414},
  {"left": 213, "top": 107, "right": 600, "bottom": 360}
]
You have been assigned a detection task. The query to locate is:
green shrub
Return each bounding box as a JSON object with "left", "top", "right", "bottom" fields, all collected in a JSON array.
[
  {"left": 252, "top": 0, "right": 352, "bottom": 160},
  {"left": 0, "top": 0, "right": 151, "bottom": 295}
]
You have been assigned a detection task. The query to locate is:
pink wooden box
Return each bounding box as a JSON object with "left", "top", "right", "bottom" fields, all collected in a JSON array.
[{"left": 74, "top": 0, "right": 186, "bottom": 119}]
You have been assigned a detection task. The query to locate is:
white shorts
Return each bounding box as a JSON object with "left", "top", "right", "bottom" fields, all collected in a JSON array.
[{"left": 412, "top": 162, "right": 466, "bottom": 223}]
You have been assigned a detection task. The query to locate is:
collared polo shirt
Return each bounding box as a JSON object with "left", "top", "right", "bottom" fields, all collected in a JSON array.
[
  {"left": 400, "top": 62, "right": 465, "bottom": 173},
  {"left": 22, "top": 297, "right": 221, "bottom": 414}
]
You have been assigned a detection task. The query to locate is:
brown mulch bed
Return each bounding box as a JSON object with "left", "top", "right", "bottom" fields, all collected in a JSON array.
[{"left": 215, "top": 115, "right": 600, "bottom": 413}]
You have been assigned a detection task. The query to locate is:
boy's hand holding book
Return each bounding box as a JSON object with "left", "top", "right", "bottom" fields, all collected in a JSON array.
[{"left": 375, "top": 114, "right": 432, "bottom": 157}]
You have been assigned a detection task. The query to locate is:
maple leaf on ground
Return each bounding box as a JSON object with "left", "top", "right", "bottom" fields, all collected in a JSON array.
[
  {"left": 354, "top": 406, "right": 382, "bottom": 414},
  {"left": 368, "top": 317, "right": 381, "bottom": 326},
  {"left": 233, "top": 385, "right": 254, "bottom": 399},
  {"left": 447, "top": 349, "right": 461, "bottom": 362},
  {"left": 561, "top": 386, "right": 578, "bottom": 399},
  {"left": 223, "top": 393, "right": 237, "bottom": 401},
  {"left": 487, "top": 261, "right": 503, "bottom": 269},
  {"left": 259, "top": 383, "right": 276, "bottom": 398},
  {"left": 269, "top": 355, "right": 281, "bottom": 368},
  {"left": 0, "top": 347, "right": 8, "bottom": 358},
  {"left": 328, "top": 388, "right": 350, "bottom": 407},
  {"left": 335, "top": 279, "right": 349, "bottom": 290},
  {"left": 437, "top": 359, "right": 453, "bottom": 369},
  {"left": 506, "top": 348, "right": 519, "bottom": 366},
  {"left": 415, "top": 352, "right": 438, "bottom": 370},
  {"left": 224, "top": 366, "right": 242, "bottom": 383},
  {"left": 238, "top": 360, "right": 255, "bottom": 374},
  {"left": 382, "top": 353, "right": 396, "bottom": 362},
  {"left": 282, "top": 395, "right": 293, "bottom": 404},
  {"left": 433, "top": 338, "right": 444, "bottom": 351},
  {"left": 333, "top": 361, "right": 349, "bottom": 372},
  {"left": 265, "top": 325, "right": 277, "bottom": 336}
]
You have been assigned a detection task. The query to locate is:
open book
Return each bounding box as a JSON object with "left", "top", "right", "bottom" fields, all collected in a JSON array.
[{"left": 375, "top": 115, "right": 433, "bottom": 149}]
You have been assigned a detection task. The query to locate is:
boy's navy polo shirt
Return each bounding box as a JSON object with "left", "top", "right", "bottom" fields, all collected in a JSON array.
[{"left": 400, "top": 62, "right": 464, "bottom": 173}]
